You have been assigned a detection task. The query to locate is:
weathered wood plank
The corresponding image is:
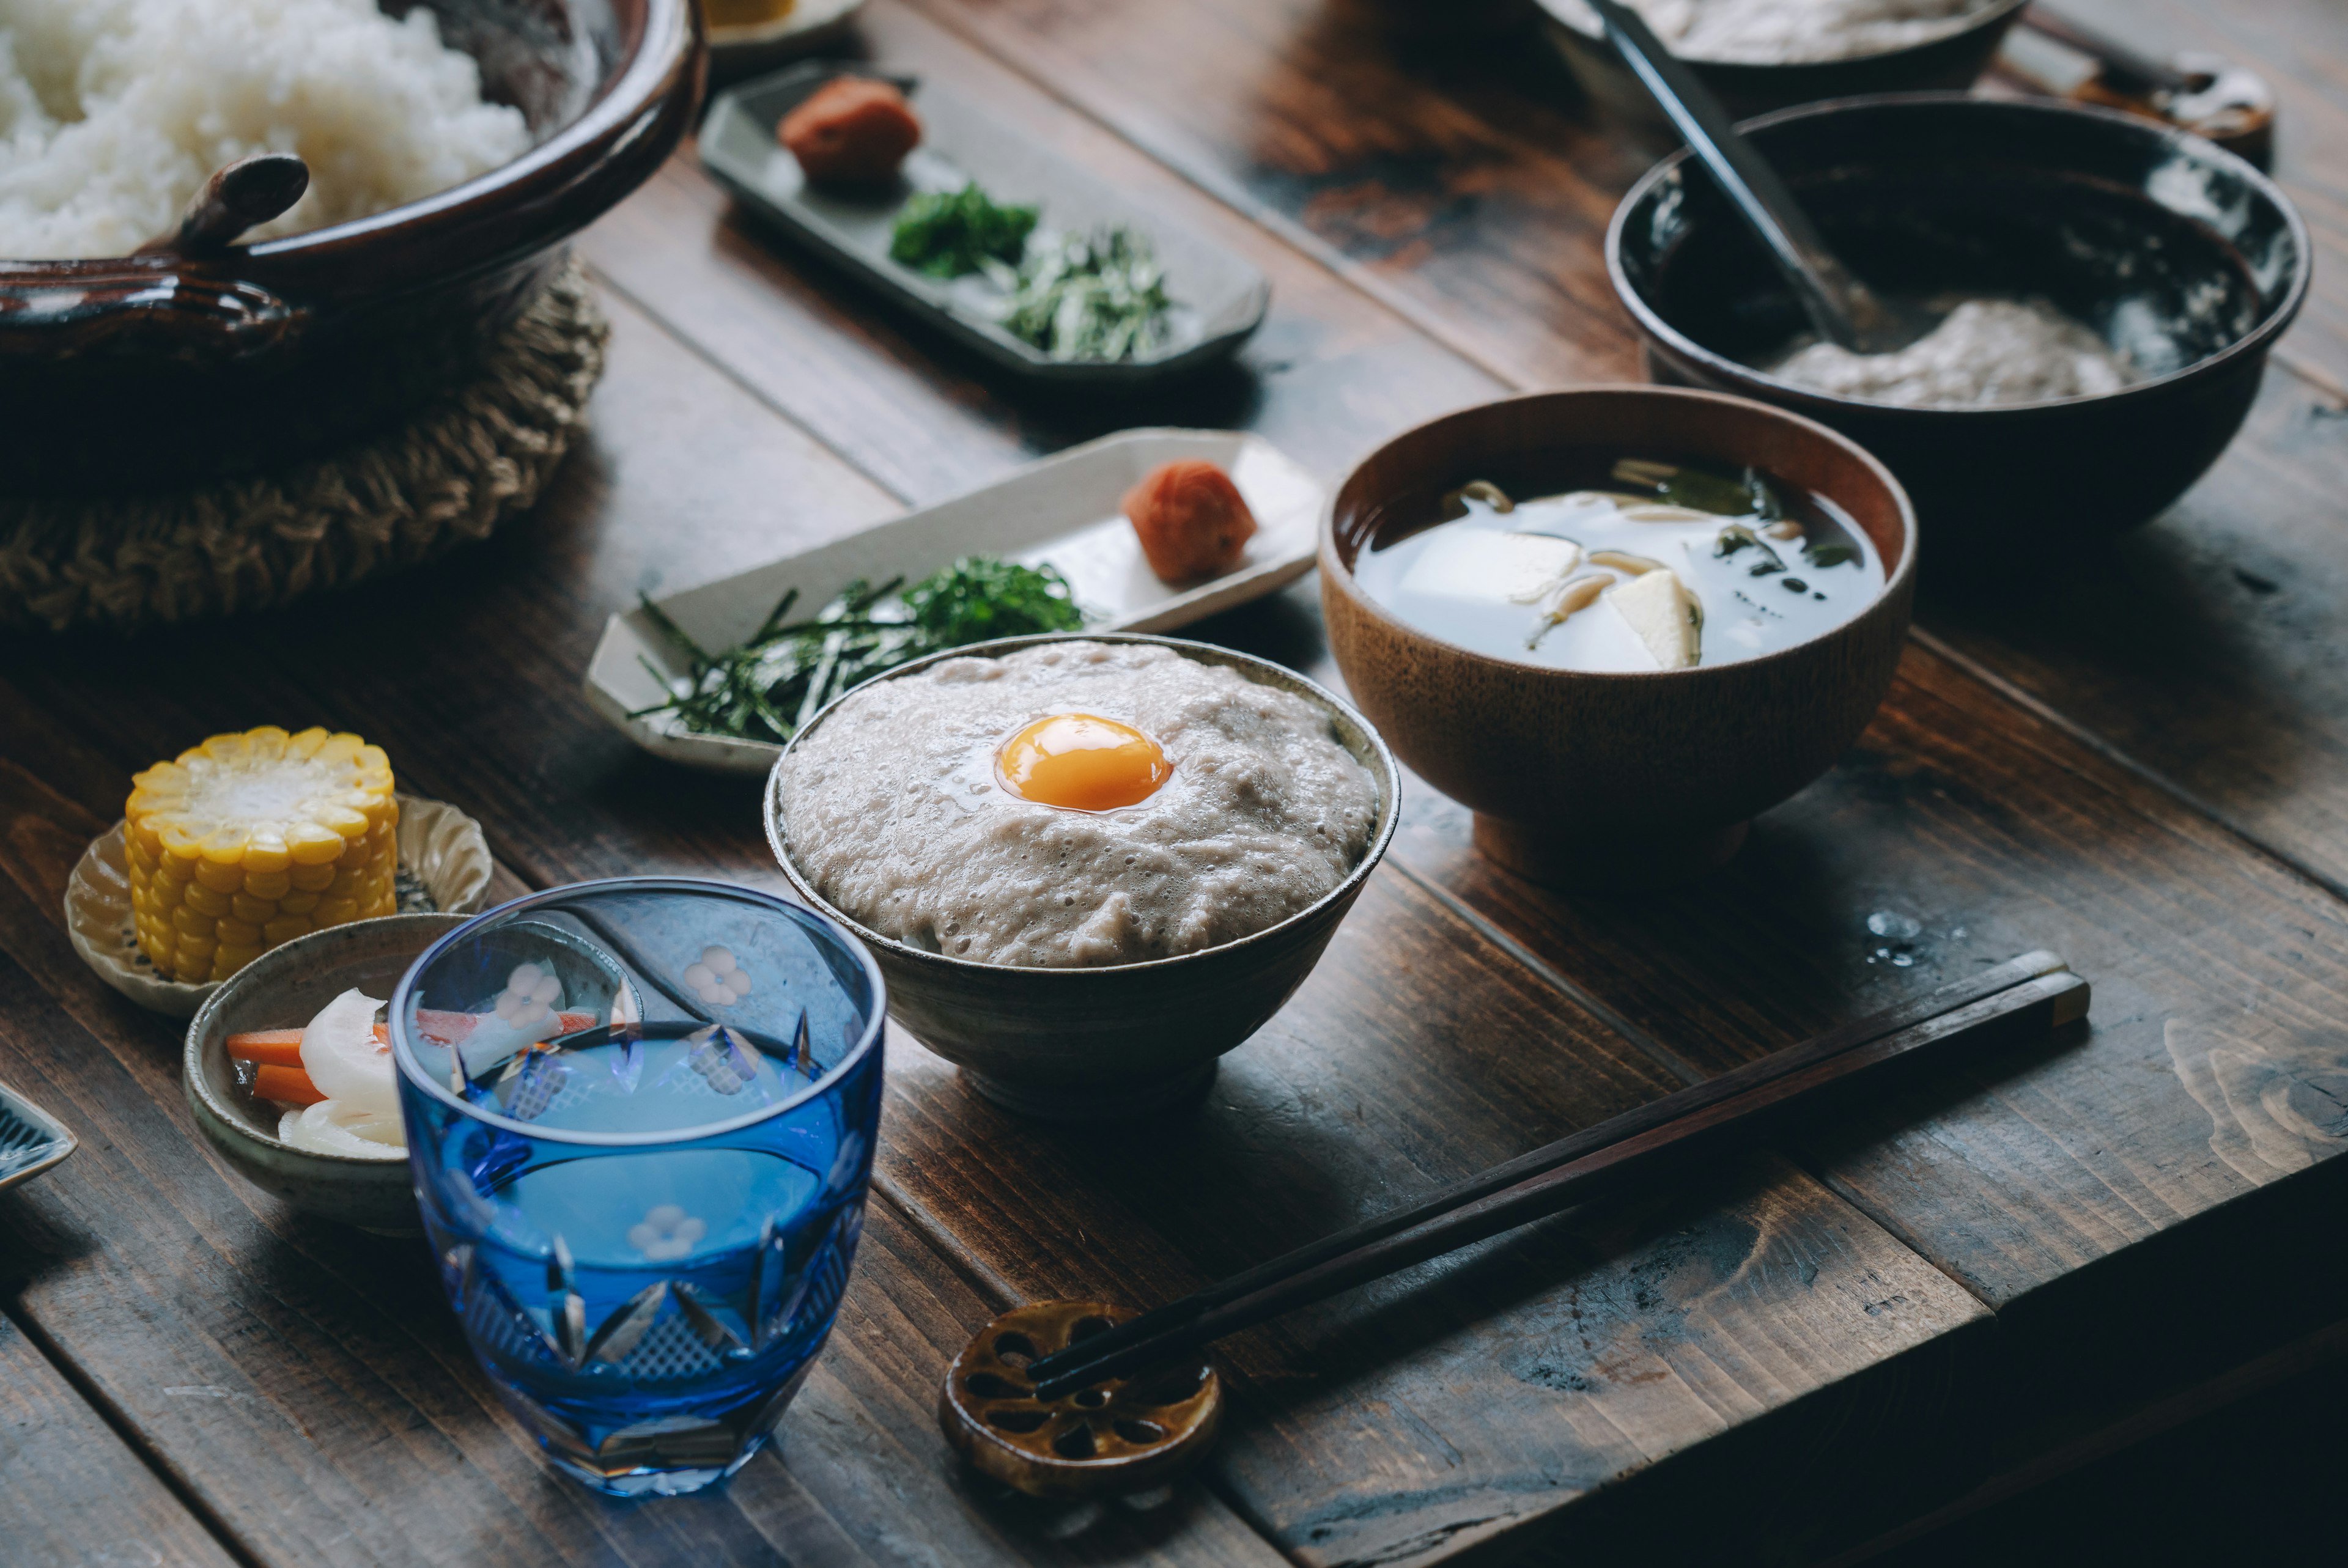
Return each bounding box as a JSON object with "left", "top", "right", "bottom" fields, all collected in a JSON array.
[
  {"left": 0, "top": 269, "right": 2001, "bottom": 1567},
  {"left": 0, "top": 1312, "right": 240, "bottom": 1568},
  {"left": 0, "top": 295, "right": 1280, "bottom": 1567},
  {"left": 877, "top": 873, "right": 1996, "bottom": 1568},
  {"left": 1379, "top": 636, "right": 2348, "bottom": 1441},
  {"left": 580, "top": 2, "right": 1501, "bottom": 504},
  {"left": 898, "top": 0, "right": 1650, "bottom": 388},
  {"left": 907, "top": 0, "right": 2348, "bottom": 1405}
]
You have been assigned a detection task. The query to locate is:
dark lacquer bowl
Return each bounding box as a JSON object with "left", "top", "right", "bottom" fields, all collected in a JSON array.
[
  {"left": 1537, "top": 0, "right": 2025, "bottom": 125},
  {"left": 764, "top": 633, "right": 1401, "bottom": 1123},
  {"left": 1321, "top": 386, "right": 1916, "bottom": 888},
  {"left": 0, "top": 1, "right": 704, "bottom": 493},
  {"left": 1609, "top": 95, "right": 2309, "bottom": 555}
]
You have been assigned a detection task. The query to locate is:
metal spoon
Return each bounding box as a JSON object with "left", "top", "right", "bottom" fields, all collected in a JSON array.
[
  {"left": 136, "top": 152, "right": 311, "bottom": 257},
  {"left": 1586, "top": 0, "right": 1935, "bottom": 355}
]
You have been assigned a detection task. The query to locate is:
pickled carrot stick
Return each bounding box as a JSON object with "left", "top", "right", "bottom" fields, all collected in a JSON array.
[
  {"left": 232, "top": 1023, "right": 390, "bottom": 1062},
  {"left": 251, "top": 1062, "right": 326, "bottom": 1105},
  {"left": 226, "top": 1029, "right": 305, "bottom": 1067}
]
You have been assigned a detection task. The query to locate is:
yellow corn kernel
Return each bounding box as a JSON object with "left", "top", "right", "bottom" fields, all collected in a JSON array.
[
  {"left": 124, "top": 724, "right": 397, "bottom": 984},
  {"left": 241, "top": 836, "right": 292, "bottom": 875}
]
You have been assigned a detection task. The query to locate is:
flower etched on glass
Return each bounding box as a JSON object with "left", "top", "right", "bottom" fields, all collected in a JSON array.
[
  {"left": 628, "top": 1204, "right": 709, "bottom": 1262},
  {"left": 495, "top": 962, "right": 563, "bottom": 1026},
  {"left": 683, "top": 946, "right": 753, "bottom": 1006}
]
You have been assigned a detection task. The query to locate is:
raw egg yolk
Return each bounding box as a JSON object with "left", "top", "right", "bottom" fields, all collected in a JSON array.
[{"left": 997, "top": 713, "right": 1170, "bottom": 812}]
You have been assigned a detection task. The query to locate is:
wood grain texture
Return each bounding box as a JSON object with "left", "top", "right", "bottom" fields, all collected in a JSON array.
[
  {"left": 0, "top": 1313, "right": 239, "bottom": 1568},
  {"left": 912, "top": 0, "right": 2348, "bottom": 1392},
  {"left": 580, "top": 0, "right": 1502, "bottom": 506},
  {"left": 1379, "top": 636, "right": 2348, "bottom": 1437},
  {"left": 0, "top": 270, "right": 1999, "bottom": 1562},
  {"left": 876, "top": 874, "right": 1997, "bottom": 1567},
  {"left": 0, "top": 296, "right": 1277, "bottom": 1568}
]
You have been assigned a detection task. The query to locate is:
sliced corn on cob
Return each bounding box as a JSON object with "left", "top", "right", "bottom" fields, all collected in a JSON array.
[{"left": 125, "top": 727, "right": 398, "bottom": 984}]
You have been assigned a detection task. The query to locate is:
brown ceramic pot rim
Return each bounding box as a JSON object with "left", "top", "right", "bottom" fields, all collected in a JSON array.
[
  {"left": 763, "top": 631, "right": 1403, "bottom": 979},
  {"left": 0, "top": 0, "right": 699, "bottom": 272},
  {"left": 1605, "top": 92, "right": 2314, "bottom": 419},
  {"left": 1542, "top": 0, "right": 2027, "bottom": 68},
  {"left": 1321, "top": 383, "right": 1919, "bottom": 686},
  {"left": 183, "top": 911, "right": 467, "bottom": 1166}
]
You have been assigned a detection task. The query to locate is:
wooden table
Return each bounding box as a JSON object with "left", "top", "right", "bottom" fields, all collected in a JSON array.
[{"left": 6, "top": 2, "right": 2346, "bottom": 1563}]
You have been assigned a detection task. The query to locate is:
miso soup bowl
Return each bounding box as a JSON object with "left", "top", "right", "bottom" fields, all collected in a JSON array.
[
  {"left": 1321, "top": 386, "right": 1916, "bottom": 888},
  {"left": 764, "top": 633, "right": 1401, "bottom": 1123},
  {"left": 1609, "top": 95, "right": 2310, "bottom": 556}
]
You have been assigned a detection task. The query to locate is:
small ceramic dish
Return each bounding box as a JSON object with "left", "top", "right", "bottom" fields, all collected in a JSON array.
[
  {"left": 586, "top": 428, "right": 1324, "bottom": 775},
  {"left": 66, "top": 794, "right": 493, "bottom": 1018},
  {"left": 707, "top": 0, "right": 867, "bottom": 83},
  {"left": 0, "top": 1080, "right": 75, "bottom": 1193},
  {"left": 1321, "top": 386, "right": 1916, "bottom": 888},
  {"left": 185, "top": 913, "right": 461, "bottom": 1234},
  {"left": 763, "top": 633, "right": 1401, "bottom": 1121},
  {"left": 1537, "top": 0, "right": 2025, "bottom": 125},
  {"left": 699, "top": 64, "right": 1271, "bottom": 385},
  {"left": 1608, "top": 95, "right": 2310, "bottom": 553},
  {"left": 183, "top": 910, "right": 641, "bottom": 1233}
]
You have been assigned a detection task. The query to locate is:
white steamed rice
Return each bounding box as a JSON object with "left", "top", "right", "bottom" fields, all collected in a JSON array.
[{"left": 0, "top": 0, "right": 533, "bottom": 259}]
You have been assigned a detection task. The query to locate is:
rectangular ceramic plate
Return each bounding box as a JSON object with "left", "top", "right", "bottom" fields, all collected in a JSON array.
[
  {"left": 699, "top": 63, "right": 1271, "bottom": 383},
  {"left": 0, "top": 1080, "right": 74, "bottom": 1192},
  {"left": 584, "top": 428, "right": 1324, "bottom": 773}
]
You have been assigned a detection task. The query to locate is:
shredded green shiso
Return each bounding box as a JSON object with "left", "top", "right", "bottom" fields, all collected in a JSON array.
[
  {"left": 632, "top": 555, "right": 1085, "bottom": 746},
  {"left": 887, "top": 183, "right": 1039, "bottom": 279},
  {"left": 989, "top": 226, "right": 1173, "bottom": 364}
]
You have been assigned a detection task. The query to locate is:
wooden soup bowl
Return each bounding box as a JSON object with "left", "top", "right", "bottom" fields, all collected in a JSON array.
[
  {"left": 1321, "top": 387, "right": 1917, "bottom": 888},
  {"left": 766, "top": 633, "right": 1401, "bottom": 1123}
]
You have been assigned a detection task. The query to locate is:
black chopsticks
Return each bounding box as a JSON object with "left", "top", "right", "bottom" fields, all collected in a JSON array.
[{"left": 1028, "top": 951, "right": 2088, "bottom": 1400}]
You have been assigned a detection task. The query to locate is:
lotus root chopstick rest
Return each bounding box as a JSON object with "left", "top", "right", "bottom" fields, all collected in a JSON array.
[{"left": 939, "top": 1300, "right": 1221, "bottom": 1498}]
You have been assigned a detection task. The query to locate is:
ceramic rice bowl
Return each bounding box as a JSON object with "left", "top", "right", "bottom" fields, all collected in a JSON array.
[{"left": 764, "top": 633, "right": 1401, "bottom": 1122}]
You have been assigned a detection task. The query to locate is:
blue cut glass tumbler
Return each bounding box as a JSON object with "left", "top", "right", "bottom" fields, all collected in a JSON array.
[{"left": 392, "top": 879, "right": 885, "bottom": 1497}]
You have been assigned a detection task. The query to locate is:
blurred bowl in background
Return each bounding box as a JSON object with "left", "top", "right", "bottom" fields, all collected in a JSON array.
[
  {"left": 1538, "top": 0, "right": 2026, "bottom": 127},
  {"left": 1608, "top": 94, "right": 2309, "bottom": 555}
]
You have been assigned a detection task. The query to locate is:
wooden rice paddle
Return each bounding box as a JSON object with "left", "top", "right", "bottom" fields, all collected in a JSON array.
[
  {"left": 940, "top": 952, "right": 2091, "bottom": 1497},
  {"left": 137, "top": 153, "right": 311, "bottom": 257}
]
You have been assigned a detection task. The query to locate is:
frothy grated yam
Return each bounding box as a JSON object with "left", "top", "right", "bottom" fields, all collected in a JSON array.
[
  {"left": 778, "top": 641, "right": 1381, "bottom": 969},
  {"left": 1768, "top": 298, "right": 2141, "bottom": 408},
  {"left": 0, "top": 0, "right": 532, "bottom": 260}
]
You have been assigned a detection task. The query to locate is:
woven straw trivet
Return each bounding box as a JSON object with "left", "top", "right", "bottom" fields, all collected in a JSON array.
[{"left": 1, "top": 257, "right": 608, "bottom": 634}]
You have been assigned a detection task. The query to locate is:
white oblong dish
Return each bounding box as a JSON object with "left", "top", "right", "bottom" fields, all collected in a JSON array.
[
  {"left": 64, "top": 794, "right": 495, "bottom": 1018},
  {"left": 583, "top": 426, "right": 1326, "bottom": 775}
]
